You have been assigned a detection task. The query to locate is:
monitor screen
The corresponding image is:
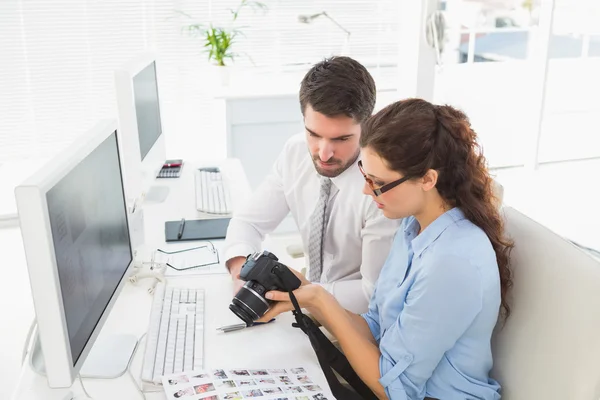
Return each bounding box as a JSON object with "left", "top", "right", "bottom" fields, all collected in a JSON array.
[
  {"left": 46, "top": 131, "right": 132, "bottom": 365},
  {"left": 133, "top": 61, "right": 162, "bottom": 161}
]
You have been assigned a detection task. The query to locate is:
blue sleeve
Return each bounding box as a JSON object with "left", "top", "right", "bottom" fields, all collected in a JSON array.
[
  {"left": 378, "top": 255, "right": 483, "bottom": 400},
  {"left": 361, "top": 224, "right": 403, "bottom": 342}
]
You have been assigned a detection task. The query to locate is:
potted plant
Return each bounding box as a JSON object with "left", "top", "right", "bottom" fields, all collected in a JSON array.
[{"left": 177, "top": 0, "right": 267, "bottom": 85}]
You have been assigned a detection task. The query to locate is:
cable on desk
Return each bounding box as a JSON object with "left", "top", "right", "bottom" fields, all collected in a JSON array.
[
  {"left": 77, "top": 374, "right": 93, "bottom": 399},
  {"left": 72, "top": 332, "right": 148, "bottom": 400},
  {"left": 19, "top": 314, "right": 149, "bottom": 399},
  {"left": 129, "top": 252, "right": 167, "bottom": 295},
  {"left": 126, "top": 332, "right": 148, "bottom": 400},
  {"left": 75, "top": 332, "right": 150, "bottom": 400},
  {"left": 21, "top": 318, "right": 37, "bottom": 365}
]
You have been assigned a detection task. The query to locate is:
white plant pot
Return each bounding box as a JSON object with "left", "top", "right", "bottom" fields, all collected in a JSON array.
[{"left": 213, "top": 65, "right": 230, "bottom": 87}]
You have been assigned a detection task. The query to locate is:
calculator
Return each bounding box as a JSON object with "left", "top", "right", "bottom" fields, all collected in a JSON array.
[{"left": 157, "top": 160, "right": 183, "bottom": 179}]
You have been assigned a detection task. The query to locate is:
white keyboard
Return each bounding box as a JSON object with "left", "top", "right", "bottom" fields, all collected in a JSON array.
[
  {"left": 194, "top": 167, "right": 233, "bottom": 214},
  {"left": 141, "top": 283, "right": 205, "bottom": 385}
]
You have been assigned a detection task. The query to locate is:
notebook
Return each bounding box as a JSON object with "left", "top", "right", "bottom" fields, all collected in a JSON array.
[{"left": 165, "top": 218, "right": 231, "bottom": 242}]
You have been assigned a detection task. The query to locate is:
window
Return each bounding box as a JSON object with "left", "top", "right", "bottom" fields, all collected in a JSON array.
[
  {"left": 434, "top": 0, "right": 600, "bottom": 168},
  {"left": 0, "top": 0, "right": 400, "bottom": 166},
  {"left": 435, "top": 0, "right": 542, "bottom": 167},
  {"left": 440, "top": 0, "right": 540, "bottom": 64},
  {"left": 537, "top": 0, "right": 600, "bottom": 162}
]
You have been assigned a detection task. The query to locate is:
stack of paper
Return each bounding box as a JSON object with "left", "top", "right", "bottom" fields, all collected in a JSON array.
[{"left": 161, "top": 367, "right": 334, "bottom": 400}]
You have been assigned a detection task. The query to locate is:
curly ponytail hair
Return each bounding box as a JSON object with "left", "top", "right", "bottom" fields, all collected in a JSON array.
[{"left": 360, "top": 98, "right": 514, "bottom": 318}]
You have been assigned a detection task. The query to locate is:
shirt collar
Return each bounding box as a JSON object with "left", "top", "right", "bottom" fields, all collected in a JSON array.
[
  {"left": 315, "top": 156, "right": 361, "bottom": 192},
  {"left": 406, "top": 207, "right": 466, "bottom": 258}
]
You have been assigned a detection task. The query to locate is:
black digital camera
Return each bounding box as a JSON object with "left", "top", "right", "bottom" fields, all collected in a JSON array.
[{"left": 229, "top": 251, "right": 302, "bottom": 326}]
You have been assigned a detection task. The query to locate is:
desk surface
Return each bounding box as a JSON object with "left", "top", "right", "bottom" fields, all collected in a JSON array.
[
  {"left": 11, "top": 158, "right": 327, "bottom": 400},
  {"left": 14, "top": 275, "right": 331, "bottom": 400}
]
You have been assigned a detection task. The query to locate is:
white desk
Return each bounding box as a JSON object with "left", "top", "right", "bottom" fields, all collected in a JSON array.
[
  {"left": 10, "top": 158, "right": 329, "bottom": 400},
  {"left": 132, "top": 158, "right": 302, "bottom": 272}
]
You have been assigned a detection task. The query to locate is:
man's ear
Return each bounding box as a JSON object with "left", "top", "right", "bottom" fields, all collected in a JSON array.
[{"left": 421, "top": 169, "right": 439, "bottom": 192}]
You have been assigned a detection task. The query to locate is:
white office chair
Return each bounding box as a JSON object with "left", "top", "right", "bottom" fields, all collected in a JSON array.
[
  {"left": 492, "top": 178, "right": 504, "bottom": 209},
  {"left": 491, "top": 207, "right": 600, "bottom": 399}
]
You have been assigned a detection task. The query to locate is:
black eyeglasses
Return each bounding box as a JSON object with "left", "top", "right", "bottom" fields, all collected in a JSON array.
[
  {"left": 156, "top": 242, "right": 220, "bottom": 271},
  {"left": 358, "top": 160, "right": 411, "bottom": 196}
]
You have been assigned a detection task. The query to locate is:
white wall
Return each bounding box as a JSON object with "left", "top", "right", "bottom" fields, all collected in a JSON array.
[
  {"left": 538, "top": 58, "right": 600, "bottom": 162},
  {"left": 434, "top": 58, "right": 600, "bottom": 167},
  {"left": 435, "top": 61, "right": 537, "bottom": 167},
  {"left": 0, "top": 227, "right": 35, "bottom": 400}
]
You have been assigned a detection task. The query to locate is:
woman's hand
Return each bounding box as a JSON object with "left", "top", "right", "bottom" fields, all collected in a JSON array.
[{"left": 256, "top": 284, "right": 327, "bottom": 323}]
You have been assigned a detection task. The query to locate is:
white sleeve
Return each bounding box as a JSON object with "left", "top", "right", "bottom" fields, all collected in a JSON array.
[
  {"left": 320, "top": 205, "right": 399, "bottom": 314},
  {"left": 359, "top": 204, "right": 399, "bottom": 299},
  {"left": 319, "top": 280, "right": 368, "bottom": 314},
  {"left": 222, "top": 143, "right": 291, "bottom": 263}
]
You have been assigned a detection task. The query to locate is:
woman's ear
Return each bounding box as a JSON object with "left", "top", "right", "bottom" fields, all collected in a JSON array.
[{"left": 421, "top": 169, "right": 439, "bottom": 192}]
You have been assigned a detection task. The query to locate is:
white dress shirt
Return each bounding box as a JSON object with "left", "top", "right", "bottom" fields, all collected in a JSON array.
[{"left": 223, "top": 133, "right": 400, "bottom": 313}]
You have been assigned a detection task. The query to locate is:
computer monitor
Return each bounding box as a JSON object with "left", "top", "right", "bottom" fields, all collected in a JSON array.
[
  {"left": 114, "top": 53, "right": 168, "bottom": 205},
  {"left": 15, "top": 120, "right": 137, "bottom": 388}
]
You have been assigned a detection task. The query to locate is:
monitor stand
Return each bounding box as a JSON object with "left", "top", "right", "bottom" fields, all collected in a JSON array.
[
  {"left": 31, "top": 331, "right": 138, "bottom": 380},
  {"left": 144, "top": 185, "right": 170, "bottom": 204}
]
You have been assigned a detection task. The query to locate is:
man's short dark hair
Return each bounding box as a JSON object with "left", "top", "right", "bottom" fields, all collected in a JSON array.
[{"left": 299, "top": 56, "right": 376, "bottom": 123}]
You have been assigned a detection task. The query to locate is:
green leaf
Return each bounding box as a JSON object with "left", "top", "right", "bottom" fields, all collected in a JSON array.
[{"left": 175, "top": 0, "right": 270, "bottom": 66}]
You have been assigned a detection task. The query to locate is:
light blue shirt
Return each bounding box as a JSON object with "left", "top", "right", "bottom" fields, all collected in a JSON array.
[{"left": 362, "top": 208, "right": 502, "bottom": 400}]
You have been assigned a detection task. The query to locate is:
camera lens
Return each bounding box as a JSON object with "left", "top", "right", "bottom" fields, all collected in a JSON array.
[{"left": 229, "top": 280, "right": 270, "bottom": 325}]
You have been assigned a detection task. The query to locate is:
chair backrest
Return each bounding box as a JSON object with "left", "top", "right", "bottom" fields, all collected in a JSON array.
[
  {"left": 492, "top": 179, "right": 504, "bottom": 206},
  {"left": 491, "top": 206, "right": 600, "bottom": 399}
]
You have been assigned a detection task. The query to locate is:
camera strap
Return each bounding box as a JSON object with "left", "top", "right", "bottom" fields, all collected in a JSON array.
[{"left": 284, "top": 289, "right": 378, "bottom": 400}]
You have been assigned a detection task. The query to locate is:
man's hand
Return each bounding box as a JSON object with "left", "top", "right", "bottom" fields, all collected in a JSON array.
[{"left": 226, "top": 256, "right": 247, "bottom": 294}]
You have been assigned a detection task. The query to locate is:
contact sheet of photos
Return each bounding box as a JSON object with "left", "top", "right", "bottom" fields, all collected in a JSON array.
[{"left": 162, "top": 367, "right": 333, "bottom": 400}]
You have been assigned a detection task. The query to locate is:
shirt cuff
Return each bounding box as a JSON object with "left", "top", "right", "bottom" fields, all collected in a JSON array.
[
  {"left": 379, "top": 352, "right": 413, "bottom": 400},
  {"left": 223, "top": 243, "right": 256, "bottom": 269},
  {"left": 361, "top": 313, "right": 381, "bottom": 342}
]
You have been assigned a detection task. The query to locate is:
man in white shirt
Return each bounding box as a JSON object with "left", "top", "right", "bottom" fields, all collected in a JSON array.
[{"left": 223, "top": 56, "right": 400, "bottom": 313}]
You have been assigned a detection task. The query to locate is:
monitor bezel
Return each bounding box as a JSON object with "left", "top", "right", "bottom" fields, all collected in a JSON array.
[{"left": 15, "top": 119, "right": 134, "bottom": 388}]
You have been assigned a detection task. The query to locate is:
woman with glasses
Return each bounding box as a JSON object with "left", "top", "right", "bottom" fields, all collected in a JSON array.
[{"left": 258, "top": 98, "right": 513, "bottom": 400}]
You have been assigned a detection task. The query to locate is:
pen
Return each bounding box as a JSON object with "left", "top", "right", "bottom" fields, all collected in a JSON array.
[
  {"left": 217, "top": 319, "right": 275, "bottom": 333},
  {"left": 177, "top": 218, "right": 185, "bottom": 239}
]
